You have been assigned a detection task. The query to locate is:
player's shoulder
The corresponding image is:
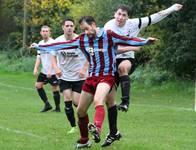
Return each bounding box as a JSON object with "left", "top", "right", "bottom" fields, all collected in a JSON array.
[
  {"left": 55, "top": 35, "right": 64, "bottom": 42},
  {"left": 73, "top": 33, "right": 79, "bottom": 38},
  {"left": 48, "top": 37, "right": 55, "bottom": 43},
  {"left": 38, "top": 40, "right": 44, "bottom": 45},
  {"left": 104, "top": 19, "right": 115, "bottom": 29}
]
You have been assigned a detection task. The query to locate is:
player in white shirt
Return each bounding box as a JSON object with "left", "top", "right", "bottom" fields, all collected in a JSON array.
[
  {"left": 51, "top": 19, "right": 88, "bottom": 134},
  {"left": 104, "top": 3, "right": 183, "bottom": 112},
  {"left": 33, "top": 25, "right": 60, "bottom": 113},
  {"left": 101, "top": 3, "right": 183, "bottom": 147}
]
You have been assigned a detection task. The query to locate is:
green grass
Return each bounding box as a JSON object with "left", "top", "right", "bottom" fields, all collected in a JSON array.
[{"left": 0, "top": 71, "right": 195, "bottom": 150}]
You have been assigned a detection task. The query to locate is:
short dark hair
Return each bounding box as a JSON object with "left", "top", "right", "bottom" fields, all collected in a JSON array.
[
  {"left": 78, "top": 16, "right": 96, "bottom": 25},
  {"left": 116, "top": 5, "right": 131, "bottom": 16},
  {"left": 62, "top": 18, "right": 74, "bottom": 26}
]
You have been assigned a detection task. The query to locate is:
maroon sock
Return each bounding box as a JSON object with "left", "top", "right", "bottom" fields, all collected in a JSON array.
[
  {"left": 94, "top": 105, "right": 105, "bottom": 131},
  {"left": 78, "top": 115, "right": 89, "bottom": 143}
]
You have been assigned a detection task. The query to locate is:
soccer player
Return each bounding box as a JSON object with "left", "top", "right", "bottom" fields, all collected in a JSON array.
[
  {"left": 104, "top": 3, "right": 183, "bottom": 112},
  {"left": 51, "top": 18, "right": 88, "bottom": 134},
  {"left": 33, "top": 25, "right": 60, "bottom": 112},
  {"left": 30, "top": 16, "right": 157, "bottom": 148}
]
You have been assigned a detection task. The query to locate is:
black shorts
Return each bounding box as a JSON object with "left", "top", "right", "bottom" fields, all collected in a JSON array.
[
  {"left": 59, "top": 79, "right": 85, "bottom": 93},
  {"left": 115, "top": 58, "right": 136, "bottom": 87},
  {"left": 37, "top": 73, "right": 58, "bottom": 86}
]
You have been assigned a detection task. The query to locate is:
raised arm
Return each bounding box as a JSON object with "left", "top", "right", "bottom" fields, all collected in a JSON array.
[{"left": 136, "top": 3, "right": 183, "bottom": 29}]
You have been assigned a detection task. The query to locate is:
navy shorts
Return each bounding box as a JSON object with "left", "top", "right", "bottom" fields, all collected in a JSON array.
[
  {"left": 59, "top": 79, "right": 85, "bottom": 93},
  {"left": 37, "top": 73, "right": 58, "bottom": 86}
]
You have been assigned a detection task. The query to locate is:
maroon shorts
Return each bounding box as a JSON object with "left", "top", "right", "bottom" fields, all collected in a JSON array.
[{"left": 82, "top": 75, "right": 115, "bottom": 95}]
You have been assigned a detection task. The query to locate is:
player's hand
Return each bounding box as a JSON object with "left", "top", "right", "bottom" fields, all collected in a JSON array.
[
  {"left": 30, "top": 43, "right": 38, "bottom": 48},
  {"left": 55, "top": 68, "right": 62, "bottom": 78},
  {"left": 47, "top": 72, "right": 51, "bottom": 78},
  {"left": 172, "top": 4, "right": 183, "bottom": 11},
  {"left": 147, "top": 37, "right": 158, "bottom": 44},
  {"left": 33, "top": 68, "right": 38, "bottom": 76},
  {"left": 78, "top": 69, "right": 86, "bottom": 78}
]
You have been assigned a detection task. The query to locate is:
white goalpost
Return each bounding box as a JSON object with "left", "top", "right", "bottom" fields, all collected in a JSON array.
[{"left": 195, "top": 80, "right": 196, "bottom": 112}]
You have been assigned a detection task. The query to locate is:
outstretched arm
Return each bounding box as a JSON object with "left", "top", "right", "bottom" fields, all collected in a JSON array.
[
  {"left": 30, "top": 37, "right": 80, "bottom": 52},
  {"left": 136, "top": 3, "right": 183, "bottom": 29},
  {"left": 109, "top": 30, "right": 156, "bottom": 45},
  {"left": 117, "top": 46, "right": 141, "bottom": 53},
  {"left": 109, "top": 30, "right": 157, "bottom": 53}
]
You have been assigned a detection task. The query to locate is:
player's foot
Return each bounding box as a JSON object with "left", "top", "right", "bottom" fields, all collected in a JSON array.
[
  {"left": 67, "top": 127, "right": 77, "bottom": 134},
  {"left": 52, "top": 108, "right": 61, "bottom": 112},
  {"left": 76, "top": 139, "right": 92, "bottom": 149},
  {"left": 40, "top": 104, "right": 52, "bottom": 112},
  {"left": 88, "top": 123, "right": 101, "bottom": 143},
  {"left": 101, "top": 131, "right": 122, "bottom": 147},
  {"left": 117, "top": 101, "right": 129, "bottom": 112}
]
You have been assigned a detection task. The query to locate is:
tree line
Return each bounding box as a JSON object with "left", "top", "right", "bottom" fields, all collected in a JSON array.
[{"left": 0, "top": 0, "right": 195, "bottom": 78}]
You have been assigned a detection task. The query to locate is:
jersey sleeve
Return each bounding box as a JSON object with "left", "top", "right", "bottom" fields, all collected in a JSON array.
[
  {"left": 108, "top": 30, "right": 149, "bottom": 46},
  {"left": 132, "top": 5, "right": 178, "bottom": 29},
  {"left": 36, "top": 37, "right": 80, "bottom": 52}
]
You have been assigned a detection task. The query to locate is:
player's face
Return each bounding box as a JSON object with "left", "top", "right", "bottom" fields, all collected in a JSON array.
[
  {"left": 80, "top": 22, "right": 96, "bottom": 38},
  {"left": 40, "top": 27, "right": 51, "bottom": 40},
  {"left": 114, "top": 9, "right": 128, "bottom": 27},
  {"left": 62, "top": 21, "right": 75, "bottom": 36}
]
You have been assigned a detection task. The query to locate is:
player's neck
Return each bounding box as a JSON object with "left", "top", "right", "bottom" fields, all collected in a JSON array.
[
  {"left": 64, "top": 34, "right": 74, "bottom": 40},
  {"left": 43, "top": 37, "right": 50, "bottom": 42}
]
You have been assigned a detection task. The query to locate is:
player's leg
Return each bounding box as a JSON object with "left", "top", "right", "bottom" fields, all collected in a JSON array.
[
  {"left": 88, "top": 76, "right": 115, "bottom": 143},
  {"left": 67, "top": 80, "right": 85, "bottom": 134},
  {"left": 50, "top": 75, "right": 60, "bottom": 112},
  {"left": 76, "top": 90, "right": 93, "bottom": 148},
  {"left": 59, "top": 79, "right": 76, "bottom": 132},
  {"left": 102, "top": 86, "right": 122, "bottom": 147},
  {"left": 35, "top": 73, "right": 52, "bottom": 112},
  {"left": 92, "top": 82, "right": 111, "bottom": 131},
  {"left": 72, "top": 80, "right": 85, "bottom": 107},
  {"left": 117, "top": 59, "right": 134, "bottom": 112},
  {"left": 63, "top": 89, "right": 77, "bottom": 133}
]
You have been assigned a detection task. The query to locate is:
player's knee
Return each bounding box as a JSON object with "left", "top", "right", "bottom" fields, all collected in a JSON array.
[
  {"left": 76, "top": 107, "right": 86, "bottom": 118},
  {"left": 52, "top": 85, "right": 58, "bottom": 91},
  {"left": 35, "top": 83, "right": 43, "bottom": 89},
  {"left": 118, "top": 66, "right": 128, "bottom": 75},
  {"left": 106, "top": 99, "right": 115, "bottom": 107},
  {"left": 64, "top": 101, "right": 73, "bottom": 112},
  {"left": 93, "top": 97, "right": 104, "bottom": 106}
]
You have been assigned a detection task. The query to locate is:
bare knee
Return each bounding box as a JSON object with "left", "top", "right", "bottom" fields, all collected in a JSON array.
[
  {"left": 35, "top": 82, "right": 43, "bottom": 89},
  {"left": 77, "top": 107, "right": 87, "bottom": 118},
  {"left": 51, "top": 85, "right": 59, "bottom": 92},
  {"left": 93, "top": 97, "right": 104, "bottom": 107},
  {"left": 118, "top": 66, "right": 128, "bottom": 75}
]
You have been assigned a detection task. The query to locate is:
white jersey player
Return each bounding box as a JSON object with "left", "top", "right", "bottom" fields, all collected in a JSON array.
[
  {"left": 51, "top": 19, "right": 88, "bottom": 134},
  {"left": 104, "top": 3, "right": 183, "bottom": 112},
  {"left": 33, "top": 25, "right": 60, "bottom": 113}
]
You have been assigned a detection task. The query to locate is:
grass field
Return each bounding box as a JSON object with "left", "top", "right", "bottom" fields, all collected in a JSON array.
[{"left": 0, "top": 71, "right": 195, "bottom": 150}]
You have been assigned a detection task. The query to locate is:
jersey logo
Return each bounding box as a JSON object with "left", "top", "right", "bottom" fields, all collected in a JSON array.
[{"left": 89, "top": 47, "right": 94, "bottom": 56}]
